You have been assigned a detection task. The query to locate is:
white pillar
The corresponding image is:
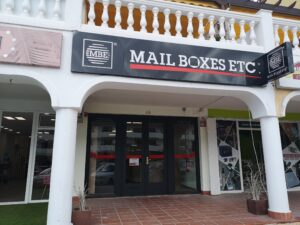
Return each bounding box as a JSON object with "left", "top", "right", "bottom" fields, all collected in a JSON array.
[
  {"left": 207, "top": 118, "right": 221, "bottom": 195},
  {"left": 260, "top": 116, "right": 291, "bottom": 218},
  {"left": 47, "top": 108, "right": 78, "bottom": 225},
  {"left": 199, "top": 117, "right": 211, "bottom": 194}
]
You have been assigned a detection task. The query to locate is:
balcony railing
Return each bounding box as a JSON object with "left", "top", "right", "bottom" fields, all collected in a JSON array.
[
  {"left": 0, "top": 0, "right": 67, "bottom": 29},
  {"left": 273, "top": 17, "right": 300, "bottom": 53},
  {"left": 86, "top": 0, "right": 263, "bottom": 48}
]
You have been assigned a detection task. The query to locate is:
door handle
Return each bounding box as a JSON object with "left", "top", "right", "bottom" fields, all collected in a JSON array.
[{"left": 146, "top": 156, "right": 149, "bottom": 165}]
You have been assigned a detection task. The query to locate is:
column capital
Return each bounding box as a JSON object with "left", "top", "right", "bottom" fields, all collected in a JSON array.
[{"left": 52, "top": 106, "right": 82, "bottom": 113}]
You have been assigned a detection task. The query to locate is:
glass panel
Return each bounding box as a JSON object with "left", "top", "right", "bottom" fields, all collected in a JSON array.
[
  {"left": 126, "top": 121, "right": 143, "bottom": 184},
  {"left": 0, "top": 112, "right": 33, "bottom": 202},
  {"left": 31, "top": 129, "right": 54, "bottom": 200},
  {"left": 217, "top": 120, "right": 242, "bottom": 191},
  {"left": 174, "top": 121, "right": 197, "bottom": 192},
  {"left": 149, "top": 122, "right": 164, "bottom": 183},
  {"left": 279, "top": 122, "right": 300, "bottom": 189},
  {"left": 88, "top": 120, "right": 116, "bottom": 195},
  {"left": 39, "top": 113, "right": 55, "bottom": 127}
]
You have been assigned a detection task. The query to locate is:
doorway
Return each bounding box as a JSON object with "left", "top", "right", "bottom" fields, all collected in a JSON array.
[{"left": 86, "top": 115, "right": 200, "bottom": 197}]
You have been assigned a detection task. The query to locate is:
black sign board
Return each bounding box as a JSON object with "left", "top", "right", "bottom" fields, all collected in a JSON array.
[
  {"left": 252, "top": 42, "right": 294, "bottom": 83},
  {"left": 71, "top": 32, "right": 269, "bottom": 86}
]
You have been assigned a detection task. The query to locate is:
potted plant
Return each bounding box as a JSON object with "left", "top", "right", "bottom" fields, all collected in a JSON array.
[
  {"left": 71, "top": 188, "right": 92, "bottom": 225},
  {"left": 244, "top": 163, "right": 268, "bottom": 215}
]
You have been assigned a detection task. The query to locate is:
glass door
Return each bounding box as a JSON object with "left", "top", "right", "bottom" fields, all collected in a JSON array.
[
  {"left": 146, "top": 122, "right": 166, "bottom": 194},
  {"left": 123, "top": 119, "right": 167, "bottom": 195},
  {"left": 124, "top": 120, "right": 144, "bottom": 195}
]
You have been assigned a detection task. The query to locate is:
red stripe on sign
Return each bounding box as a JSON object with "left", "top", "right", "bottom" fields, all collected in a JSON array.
[
  {"left": 130, "top": 64, "right": 261, "bottom": 79},
  {"left": 175, "top": 152, "right": 196, "bottom": 159},
  {"left": 126, "top": 155, "right": 142, "bottom": 159},
  {"left": 90, "top": 152, "right": 116, "bottom": 159},
  {"left": 149, "top": 155, "right": 164, "bottom": 159}
]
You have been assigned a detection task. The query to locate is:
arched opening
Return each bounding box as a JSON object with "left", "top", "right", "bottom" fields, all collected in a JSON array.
[
  {"left": 280, "top": 94, "right": 300, "bottom": 192},
  {"left": 0, "top": 75, "right": 55, "bottom": 204},
  {"left": 74, "top": 79, "right": 270, "bottom": 198}
]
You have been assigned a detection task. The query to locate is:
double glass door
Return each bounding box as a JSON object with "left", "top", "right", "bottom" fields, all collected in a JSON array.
[
  {"left": 124, "top": 119, "right": 166, "bottom": 195},
  {"left": 87, "top": 115, "right": 199, "bottom": 197}
]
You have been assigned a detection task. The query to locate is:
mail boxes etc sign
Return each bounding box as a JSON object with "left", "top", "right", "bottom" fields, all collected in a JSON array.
[{"left": 71, "top": 31, "right": 294, "bottom": 86}]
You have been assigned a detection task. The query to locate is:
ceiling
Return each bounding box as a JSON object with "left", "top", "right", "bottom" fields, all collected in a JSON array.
[{"left": 0, "top": 83, "right": 50, "bottom": 101}]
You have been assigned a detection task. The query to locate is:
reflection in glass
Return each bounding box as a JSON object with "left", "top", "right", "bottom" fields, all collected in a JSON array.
[
  {"left": 280, "top": 122, "right": 300, "bottom": 189},
  {"left": 0, "top": 112, "right": 33, "bottom": 202},
  {"left": 149, "top": 123, "right": 164, "bottom": 183},
  {"left": 89, "top": 120, "right": 116, "bottom": 195},
  {"left": 174, "top": 121, "right": 197, "bottom": 192},
  {"left": 126, "top": 121, "right": 143, "bottom": 184},
  {"left": 32, "top": 128, "right": 54, "bottom": 200},
  {"left": 217, "top": 120, "right": 241, "bottom": 191}
]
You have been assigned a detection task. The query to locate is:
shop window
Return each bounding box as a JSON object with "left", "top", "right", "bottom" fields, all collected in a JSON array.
[
  {"left": 0, "top": 112, "right": 33, "bottom": 202},
  {"left": 31, "top": 113, "right": 55, "bottom": 200},
  {"left": 88, "top": 120, "right": 116, "bottom": 195},
  {"left": 279, "top": 122, "right": 300, "bottom": 190},
  {"left": 217, "top": 120, "right": 242, "bottom": 191},
  {"left": 174, "top": 121, "right": 197, "bottom": 193}
]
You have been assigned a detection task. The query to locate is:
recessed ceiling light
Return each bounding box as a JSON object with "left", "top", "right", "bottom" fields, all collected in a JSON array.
[
  {"left": 44, "top": 132, "right": 50, "bottom": 134},
  {"left": 15, "top": 117, "right": 26, "bottom": 120},
  {"left": 4, "top": 128, "right": 8, "bottom": 130},
  {"left": 8, "top": 129, "right": 13, "bottom": 132},
  {"left": 4, "top": 116, "right": 15, "bottom": 120},
  {"left": 16, "top": 132, "right": 20, "bottom": 134},
  {"left": 51, "top": 119, "right": 55, "bottom": 121}
]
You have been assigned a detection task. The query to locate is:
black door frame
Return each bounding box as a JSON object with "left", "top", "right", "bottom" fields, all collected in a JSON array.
[{"left": 85, "top": 114, "right": 200, "bottom": 197}]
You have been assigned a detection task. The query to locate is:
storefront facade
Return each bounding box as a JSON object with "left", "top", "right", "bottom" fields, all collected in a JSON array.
[{"left": 0, "top": 0, "right": 300, "bottom": 224}]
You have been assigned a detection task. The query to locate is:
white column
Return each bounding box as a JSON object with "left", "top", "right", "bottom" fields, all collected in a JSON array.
[
  {"left": 207, "top": 118, "right": 221, "bottom": 195},
  {"left": 260, "top": 116, "right": 291, "bottom": 214},
  {"left": 199, "top": 117, "right": 211, "bottom": 193},
  {"left": 47, "top": 108, "right": 78, "bottom": 225}
]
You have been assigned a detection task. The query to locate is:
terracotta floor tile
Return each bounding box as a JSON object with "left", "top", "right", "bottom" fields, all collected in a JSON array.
[{"left": 87, "top": 192, "right": 300, "bottom": 225}]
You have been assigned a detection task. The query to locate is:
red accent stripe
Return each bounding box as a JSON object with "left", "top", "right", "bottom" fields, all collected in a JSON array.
[
  {"left": 90, "top": 152, "right": 115, "bottom": 159},
  {"left": 126, "top": 155, "right": 142, "bottom": 159},
  {"left": 130, "top": 64, "right": 261, "bottom": 79},
  {"left": 149, "top": 155, "right": 164, "bottom": 159},
  {"left": 175, "top": 152, "right": 196, "bottom": 159}
]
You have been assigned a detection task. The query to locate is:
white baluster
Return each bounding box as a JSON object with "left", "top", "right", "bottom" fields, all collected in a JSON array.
[
  {"left": 187, "top": 12, "right": 194, "bottom": 39},
  {"left": 5, "top": 0, "right": 14, "bottom": 14},
  {"left": 218, "top": 16, "right": 225, "bottom": 42},
  {"left": 175, "top": 11, "right": 182, "bottom": 37},
  {"left": 198, "top": 13, "right": 204, "bottom": 41},
  {"left": 127, "top": 3, "right": 134, "bottom": 31},
  {"left": 292, "top": 27, "right": 299, "bottom": 50},
  {"left": 88, "top": 0, "right": 96, "bottom": 25},
  {"left": 38, "top": 0, "right": 46, "bottom": 18},
  {"left": 238, "top": 20, "right": 246, "bottom": 44},
  {"left": 102, "top": 0, "right": 109, "bottom": 28},
  {"left": 22, "top": 0, "right": 30, "bottom": 16},
  {"left": 53, "top": 0, "right": 61, "bottom": 20},
  {"left": 140, "top": 5, "right": 147, "bottom": 33},
  {"left": 115, "top": 0, "right": 122, "bottom": 29},
  {"left": 283, "top": 26, "right": 290, "bottom": 43},
  {"left": 229, "top": 18, "right": 236, "bottom": 42},
  {"left": 164, "top": 8, "right": 171, "bottom": 36},
  {"left": 274, "top": 24, "right": 280, "bottom": 47},
  {"left": 152, "top": 7, "right": 159, "bottom": 34},
  {"left": 208, "top": 15, "right": 215, "bottom": 41},
  {"left": 249, "top": 20, "right": 257, "bottom": 46}
]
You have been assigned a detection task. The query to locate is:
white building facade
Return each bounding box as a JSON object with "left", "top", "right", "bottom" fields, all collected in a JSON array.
[{"left": 0, "top": 0, "right": 300, "bottom": 224}]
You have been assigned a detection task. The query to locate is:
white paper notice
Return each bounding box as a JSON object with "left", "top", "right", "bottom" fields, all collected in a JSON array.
[{"left": 129, "top": 158, "right": 139, "bottom": 167}]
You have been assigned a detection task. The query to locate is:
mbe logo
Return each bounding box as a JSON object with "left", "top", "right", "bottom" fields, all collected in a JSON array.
[
  {"left": 267, "top": 48, "right": 285, "bottom": 74},
  {"left": 82, "top": 39, "right": 113, "bottom": 69}
]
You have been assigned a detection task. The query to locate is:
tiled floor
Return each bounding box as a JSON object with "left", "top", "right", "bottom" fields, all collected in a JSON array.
[{"left": 87, "top": 192, "right": 300, "bottom": 225}]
